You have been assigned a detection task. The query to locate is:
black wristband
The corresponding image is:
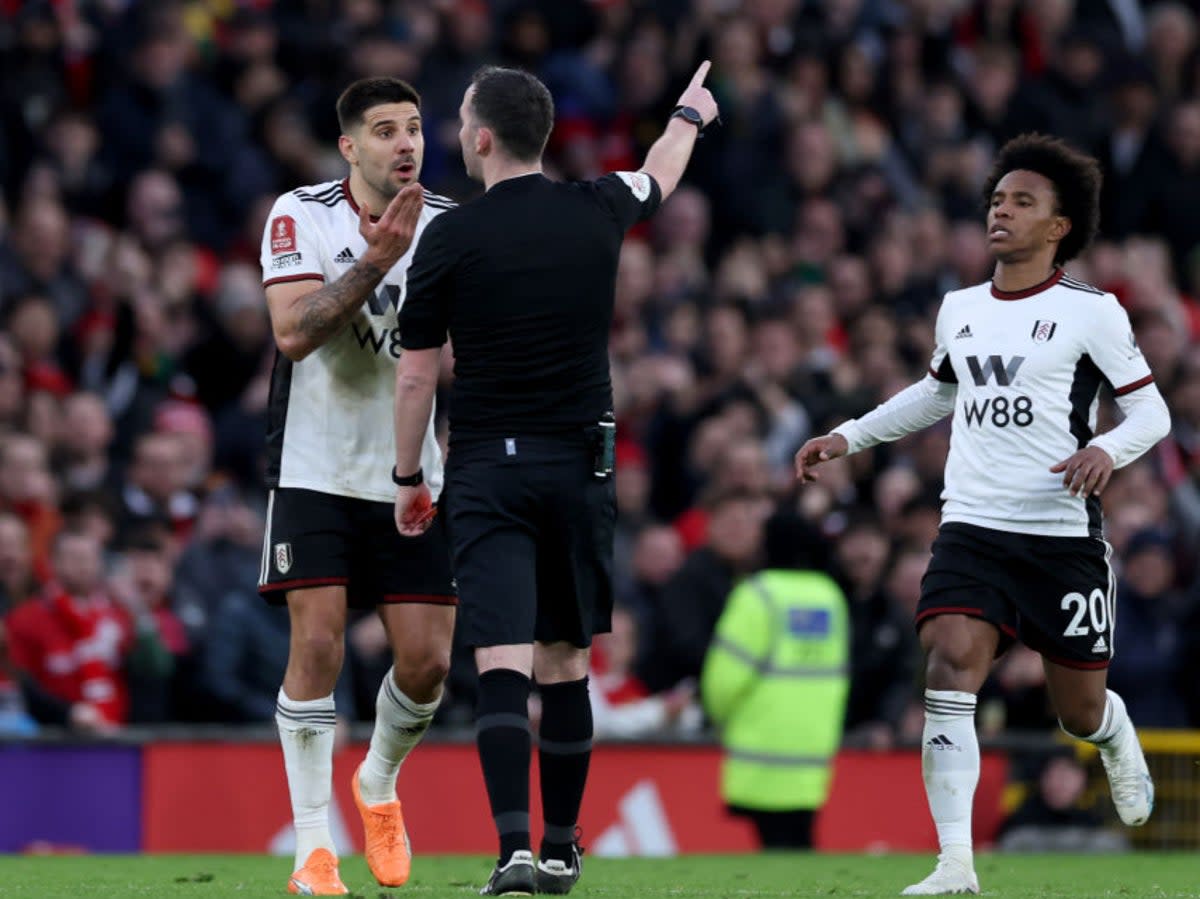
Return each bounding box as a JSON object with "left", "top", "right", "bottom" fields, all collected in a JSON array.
[{"left": 392, "top": 466, "right": 423, "bottom": 487}]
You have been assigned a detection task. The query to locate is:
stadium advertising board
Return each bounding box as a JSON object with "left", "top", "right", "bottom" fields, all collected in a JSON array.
[
  {"left": 142, "top": 742, "right": 759, "bottom": 854},
  {"left": 0, "top": 745, "right": 141, "bottom": 852},
  {"left": 142, "top": 743, "right": 1007, "bottom": 853},
  {"left": 816, "top": 749, "right": 1008, "bottom": 851}
]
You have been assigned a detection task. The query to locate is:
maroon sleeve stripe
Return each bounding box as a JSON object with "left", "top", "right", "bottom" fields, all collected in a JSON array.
[
  {"left": 263, "top": 273, "right": 325, "bottom": 288},
  {"left": 1113, "top": 374, "right": 1154, "bottom": 396}
]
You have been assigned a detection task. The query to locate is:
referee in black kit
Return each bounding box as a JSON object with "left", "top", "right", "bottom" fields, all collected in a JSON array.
[{"left": 390, "top": 64, "right": 718, "bottom": 895}]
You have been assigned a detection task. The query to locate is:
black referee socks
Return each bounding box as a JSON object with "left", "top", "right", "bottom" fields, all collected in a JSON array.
[
  {"left": 476, "top": 668, "right": 533, "bottom": 860},
  {"left": 538, "top": 677, "right": 592, "bottom": 863}
]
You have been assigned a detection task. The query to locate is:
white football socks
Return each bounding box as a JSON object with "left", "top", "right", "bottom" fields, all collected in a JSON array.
[
  {"left": 358, "top": 668, "right": 441, "bottom": 806},
  {"left": 921, "top": 689, "right": 979, "bottom": 856},
  {"left": 276, "top": 689, "right": 337, "bottom": 870}
]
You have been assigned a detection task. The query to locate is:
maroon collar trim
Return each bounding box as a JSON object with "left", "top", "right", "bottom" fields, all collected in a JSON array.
[
  {"left": 341, "top": 178, "right": 381, "bottom": 222},
  {"left": 990, "top": 268, "right": 1064, "bottom": 300}
]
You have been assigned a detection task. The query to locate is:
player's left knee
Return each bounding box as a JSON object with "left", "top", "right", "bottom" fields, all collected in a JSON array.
[
  {"left": 421, "top": 651, "right": 451, "bottom": 689},
  {"left": 393, "top": 649, "right": 451, "bottom": 697}
]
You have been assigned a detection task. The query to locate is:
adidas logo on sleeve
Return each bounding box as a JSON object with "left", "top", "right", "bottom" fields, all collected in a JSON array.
[{"left": 334, "top": 247, "right": 356, "bottom": 263}]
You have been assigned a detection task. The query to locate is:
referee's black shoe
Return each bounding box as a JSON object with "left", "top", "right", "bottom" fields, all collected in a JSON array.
[
  {"left": 536, "top": 842, "right": 583, "bottom": 895},
  {"left": 479, "top": 850, "right": 535, "bottom": 896}
]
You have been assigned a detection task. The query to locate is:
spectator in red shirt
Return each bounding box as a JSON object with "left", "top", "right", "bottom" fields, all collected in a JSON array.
[
  {"left": 5, "top": 529, "right": 131, "bottom": 724},
  {"left": 0, "top": 618, "right": 114, "bottom": 736}
]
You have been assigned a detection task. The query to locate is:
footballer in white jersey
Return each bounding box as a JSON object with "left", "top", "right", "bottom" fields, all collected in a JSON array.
[
  {"left": 795, "top": 135, "right": 1168, "bottom": 897},
  {"left": 927, "top": 269, "right": 1153, "bottom": 538},
  {"left": 256, "top": 77, "right": 457, "bottom": 897},
  {"left": 260, "top": 178, "right": 452, "bottom": 505}
]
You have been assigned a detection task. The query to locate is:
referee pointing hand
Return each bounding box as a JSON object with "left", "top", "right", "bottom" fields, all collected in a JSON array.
[{"left": 391, "top": 63, "right": 717, "bottom": 895}]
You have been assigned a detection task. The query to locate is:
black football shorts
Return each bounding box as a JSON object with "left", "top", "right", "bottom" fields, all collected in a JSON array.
[
  {"left": 258, "top": 487, "right": 456, "bottom": 609},
  {"left": 918, "top": 522, "right": 1115, "bottom": 669}
]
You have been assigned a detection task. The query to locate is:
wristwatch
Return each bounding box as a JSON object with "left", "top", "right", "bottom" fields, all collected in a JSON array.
[
  {"left": 392, "top": 466, "right": 423, "bottom": 486},
  {"left": 670, "top": 105, "right": 705, "bottom": 130}
]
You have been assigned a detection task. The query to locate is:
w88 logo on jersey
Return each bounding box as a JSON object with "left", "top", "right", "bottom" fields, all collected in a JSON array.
[
  {"left": 962, "top": 395, "right": 1034, "bottom": 428},
  {"left": 961, "top": 354, "right": 1035, "bottom": 427}
]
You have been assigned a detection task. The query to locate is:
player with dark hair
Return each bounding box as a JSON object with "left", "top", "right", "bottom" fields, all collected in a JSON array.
[
  {"left": 981, "top": 133, "right": 1102, "bottom": 266},
  {"left": 391, "top": 64, "right": 718, "bottom": 895},
  {"left": 258, "top": 76, "right": 456, "bottom": 895},
  {"left": 795, "top": 134, "right": 1170, "bottom": 895}
]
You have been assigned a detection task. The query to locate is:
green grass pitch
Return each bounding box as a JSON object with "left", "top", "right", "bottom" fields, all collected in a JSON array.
[{"left": 3, "top": 853, "right": 1197, "bottom": 898}]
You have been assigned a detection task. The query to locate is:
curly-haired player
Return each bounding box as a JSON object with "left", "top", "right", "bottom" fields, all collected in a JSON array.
[{"left": 795, "top": 134, "right": 1170, "bottom": 895}]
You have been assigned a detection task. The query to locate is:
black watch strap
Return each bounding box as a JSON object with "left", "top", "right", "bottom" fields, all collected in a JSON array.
[
  {"left": 392, "top": 466, "right": 423, "bottom": 487},
  {"left": 670, "top": 105, "right": 704, "bottom": 130}
]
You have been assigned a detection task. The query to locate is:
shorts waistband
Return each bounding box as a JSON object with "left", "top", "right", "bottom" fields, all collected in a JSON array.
[{"left": 449, "top": 431, "right": 592, "bottom": 451}]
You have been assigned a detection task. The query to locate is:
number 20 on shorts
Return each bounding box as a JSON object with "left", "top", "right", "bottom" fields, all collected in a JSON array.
[{"left": 1061, "top": 588, "right": 1108, "bottom": 637}]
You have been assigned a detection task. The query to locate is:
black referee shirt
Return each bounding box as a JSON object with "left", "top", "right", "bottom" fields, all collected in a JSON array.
[{"left": 399, "top": 171, "right": 662, "bottom": 440}]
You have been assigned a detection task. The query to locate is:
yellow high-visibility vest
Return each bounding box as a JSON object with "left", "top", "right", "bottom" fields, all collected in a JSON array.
[{"left": 701, "top": 570, "right": 849, "bottom": 811}]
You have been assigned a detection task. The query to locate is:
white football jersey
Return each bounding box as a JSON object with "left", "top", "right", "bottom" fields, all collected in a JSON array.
[
  {"left": 930, "top": 270, "right": 1154, "bottom": 537},
  {"left": 260, "top": 178, "right": 454, "bottom": 502}
]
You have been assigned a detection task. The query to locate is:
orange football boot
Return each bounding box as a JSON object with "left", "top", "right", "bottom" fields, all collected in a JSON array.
[
  {"left": 352, "top": 762, "right": 412, "bottom": 887},
  {"left": 287, "top": 848, "right": 348, "bottom": 895}
]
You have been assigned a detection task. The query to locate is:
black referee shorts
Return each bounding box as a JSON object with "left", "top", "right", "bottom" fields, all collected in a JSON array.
[
  {"left": 442, "top": 435, "right": 615, "bottom": 648},
  {"left": 918, "top": 522, "right": 1115, "bottom": 669},
  {"left": 258, "top": 487, "right": 457, "bottom": 610}
]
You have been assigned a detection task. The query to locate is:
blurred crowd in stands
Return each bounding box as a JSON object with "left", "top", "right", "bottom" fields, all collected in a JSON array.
[{"left": 1, "top": 0, "right": 1200, "bottom": 744}]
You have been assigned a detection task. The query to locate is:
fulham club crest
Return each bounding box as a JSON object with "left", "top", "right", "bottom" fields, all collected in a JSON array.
[
  {"left": 274, "top": 542, "right": 293, "bottom": 574},
  {"left": 1031, "top": 320, "right": 1057, "bottom": 343}
]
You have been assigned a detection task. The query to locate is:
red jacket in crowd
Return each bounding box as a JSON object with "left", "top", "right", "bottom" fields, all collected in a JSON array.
[{"left": 5, "top": 590, "right": 133, "bottom": 724}]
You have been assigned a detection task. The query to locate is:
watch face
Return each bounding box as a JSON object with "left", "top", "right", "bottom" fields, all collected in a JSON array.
[{"left": 675, "top": 106, "right": 702, "bottom": 125}]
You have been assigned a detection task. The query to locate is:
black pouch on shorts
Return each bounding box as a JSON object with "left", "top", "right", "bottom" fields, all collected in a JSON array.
[{"left": 587, "top": 412, "right": 616, "bottom": 480}]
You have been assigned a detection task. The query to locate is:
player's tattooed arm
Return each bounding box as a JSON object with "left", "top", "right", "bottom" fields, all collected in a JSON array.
[
  {"left": 294, "top": 258, "right": 386, "bottom": 343},
  {"left": 294, "top": 181, "right": 426, "bottom": 345},
  {"left": 266, "top": 258, "right": 385, "bottom": 360},
  {"left": 267, "top": 184, "right": 425, "bottom": 361}
]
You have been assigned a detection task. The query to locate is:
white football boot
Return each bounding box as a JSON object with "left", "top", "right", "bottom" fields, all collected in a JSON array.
[
  {"left": 1098, "top": 720, "right": 1155, "bottom": 826},
  {"left": 901, "top": 849, "right": 980, "bottom": 896}
]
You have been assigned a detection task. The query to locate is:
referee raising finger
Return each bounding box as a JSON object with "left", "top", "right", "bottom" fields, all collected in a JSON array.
[{"left": 391, "top": 64, "right": 717, "bottom": 895}]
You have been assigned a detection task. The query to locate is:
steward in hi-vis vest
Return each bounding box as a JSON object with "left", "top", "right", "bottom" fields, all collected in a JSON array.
[{"left": 701, "top": 568, "right": 849, "bottom": 849}]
